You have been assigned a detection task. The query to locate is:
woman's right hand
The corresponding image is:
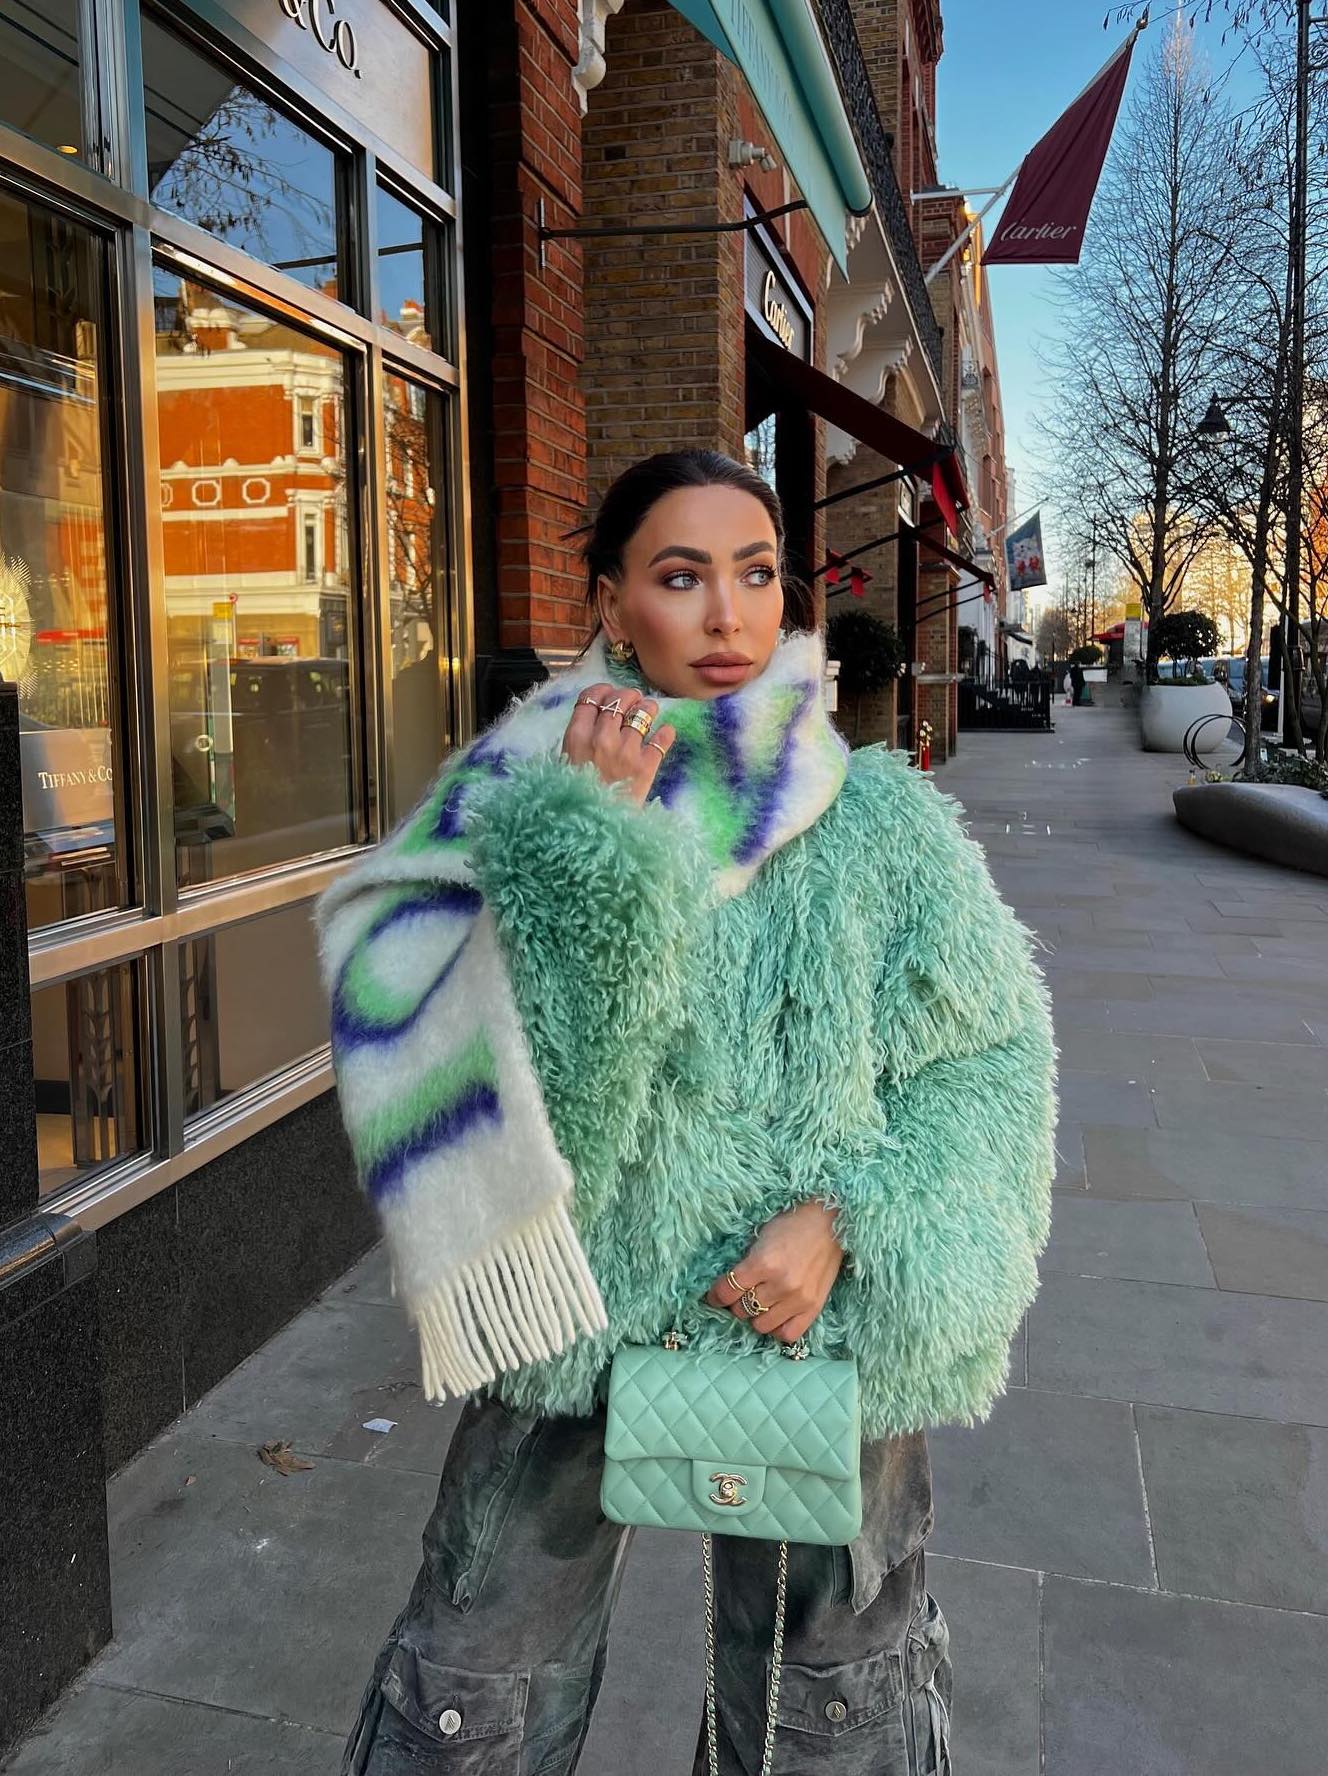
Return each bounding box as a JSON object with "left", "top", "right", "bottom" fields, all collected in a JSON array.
[{"left": 560, "top": 683, "right": 677, "bottom": 808}]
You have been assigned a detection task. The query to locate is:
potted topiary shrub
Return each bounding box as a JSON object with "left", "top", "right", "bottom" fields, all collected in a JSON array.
[
  {"left": 825, "top": 610, "right": 906, "bottom": 746},
  {"left": 1140, "top": 610, "right": 1231, "bottom": 754}
]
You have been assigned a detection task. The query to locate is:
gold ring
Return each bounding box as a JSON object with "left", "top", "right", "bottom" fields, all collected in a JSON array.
[
  {"left": 601, "top": 696, "right": 626, "bottom": 719},
  {"left": 626, "top": 708, "right": 654, "bottom": 736},
  {"left": 646, "top": 738, "right": 669, "bottom": 758},
  {"left": 725, "top": 1270, "right": 743, "bottom": 1294},
  {"left": 740, "top": 1288, "right": 770, "bottom": 1317},
  {"left": 576, "top": 695, "right": 604, "bottom": 711}
]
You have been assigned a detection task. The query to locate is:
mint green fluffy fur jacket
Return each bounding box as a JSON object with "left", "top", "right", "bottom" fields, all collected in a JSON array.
[{"left": 469, "top": 735, "right": 1058, "bottom": 1441}]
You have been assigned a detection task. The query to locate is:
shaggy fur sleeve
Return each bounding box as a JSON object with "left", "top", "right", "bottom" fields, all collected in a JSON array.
[
  {"left": 825, "top": 748, "right": 1059, "bottom": 1435},
  {"left": 466, "top": 753, "right": 707, "bottom": 1213}
]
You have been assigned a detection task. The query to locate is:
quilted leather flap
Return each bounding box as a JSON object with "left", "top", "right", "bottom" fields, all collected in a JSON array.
[{"left": 604, "top": 1346, "right": 860, "bottom": 1480}]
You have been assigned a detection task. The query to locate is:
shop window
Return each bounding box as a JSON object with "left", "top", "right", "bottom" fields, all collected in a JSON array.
[
  {"left": 153, "top": 266, "right": 362, "bottom": 886},
  {"left": 383, "top": 372, "right": 450, "bottom": 814},
  {"left": 32, "top": 959, "right": 147, "bottom": 1197},
  {"left": 0, "top": 0, "right": 85, "bottom": 161},
  {"left": 140, "top": 10, "right": 344, "bottom": 300},
  {"left": 181, "top": 900, "right": 329, "bottom": 1120},
  {"left": 375, "top": 184, "right": 449, "bottom": 356},
  {"left": 1, "top": 189, "right": 124, "bottom": 933}
]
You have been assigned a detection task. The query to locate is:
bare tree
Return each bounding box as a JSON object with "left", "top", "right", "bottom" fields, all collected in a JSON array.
[
  {"left": 1041, "top": 21, "right": 1236, "bottom": 646},
  {"left": 1299, "top": 377, "right": 1328, "bottom": 755}
]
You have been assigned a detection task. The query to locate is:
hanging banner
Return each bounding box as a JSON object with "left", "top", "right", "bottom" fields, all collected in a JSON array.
[
  {"left": 983, "top": 27, "right": 1140, "bottom": 267},
  {"left": 1004, "top": 513, "right": 1047, "bottom": 591}
]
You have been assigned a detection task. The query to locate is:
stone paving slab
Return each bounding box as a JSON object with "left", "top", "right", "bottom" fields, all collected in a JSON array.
[
  {"left": 1134, "top": 1406, "right": 1328, "bottom": 1611},
  {"left": 1040, "top": 1197, "right": 1216, "bottom": 1288},
  {"left": 928, "top": 1389, "right": 1154, "bottom": 1584},
  {"left": 1041, "top": 1575, "right": 1328, "bottom": 1775},
  {"left": 1193, "top": 1036, "right": 1328, "bottom": 1085},
  {"left": 1029, "top": 1272, "right": 1328, "bottom": 1423},
  {"left": 1194, "top": 1204, "right": 1328, "bottom": 1301},
  {"left": 95, "top": 1429, "right": 435, "bottom": 1736},
  {"left": 185, "top": 1295, "right": 458, "bottom": 1479},
  {"left": 0, "top": 1685, "right": 342, "bottom": 1776},
  {"left": 1081, "top": 1125, "right": 1328, "bottom": 1205}
]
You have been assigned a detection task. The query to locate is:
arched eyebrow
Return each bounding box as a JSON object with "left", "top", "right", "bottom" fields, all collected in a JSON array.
[
  {"left": 647, "top": 544, "right": 709, "bottom": 566},
  {"left": 645, "top": 540, "right": 775, "bottom": 567}
]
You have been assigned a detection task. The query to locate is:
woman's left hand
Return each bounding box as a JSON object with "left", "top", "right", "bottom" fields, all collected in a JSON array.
[{"left": 706, "top": 1201, "right": 845, "bottom": 1343}]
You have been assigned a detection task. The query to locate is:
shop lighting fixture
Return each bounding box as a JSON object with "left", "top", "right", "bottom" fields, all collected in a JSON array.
[{"left": 728, "top": 139, "right": 778, "bottom": 173}]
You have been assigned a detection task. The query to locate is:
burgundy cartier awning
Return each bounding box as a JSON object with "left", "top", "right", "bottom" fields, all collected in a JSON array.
[{"left": 746, "top": 329, "right": 970, "bottom": 533}]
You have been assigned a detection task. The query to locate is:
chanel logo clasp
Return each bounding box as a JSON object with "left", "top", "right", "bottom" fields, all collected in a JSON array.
[{"left": 708, "top": 1472, "right": 748, "bottom": 1508}]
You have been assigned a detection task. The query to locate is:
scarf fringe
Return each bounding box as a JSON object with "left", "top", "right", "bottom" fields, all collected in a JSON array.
[{"left": 410, "top": 1200, "right": 609, "bottom": 1400}]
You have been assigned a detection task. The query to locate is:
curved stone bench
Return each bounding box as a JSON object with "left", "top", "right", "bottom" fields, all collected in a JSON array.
[{"left": 1173, "top": 781, "right": 1328, "bottom": 876}]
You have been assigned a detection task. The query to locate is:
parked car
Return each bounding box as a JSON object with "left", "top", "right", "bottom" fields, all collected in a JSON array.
[
  {"left": 1152, "top": 657, "right": 1219, "bottom": 682},
  {"left": 1220, "top": 656, "right": 1279, "bottom": 730}
]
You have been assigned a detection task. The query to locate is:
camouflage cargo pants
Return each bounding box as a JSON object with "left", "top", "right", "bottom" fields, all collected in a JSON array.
[{"left": 343, "top": 1396, "right": 953, "bottom": 1774}]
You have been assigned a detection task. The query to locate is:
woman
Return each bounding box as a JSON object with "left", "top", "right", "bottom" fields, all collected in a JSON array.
[{"left": 319, "top": 450, "right": 1057, "bottom": 1774}]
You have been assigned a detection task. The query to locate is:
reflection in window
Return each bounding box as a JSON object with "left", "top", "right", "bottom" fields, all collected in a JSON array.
[
  {"left": 32, "top": 960, "right": 146, "bottom": 1197},
  {"left": 141, "top": 12, "right": 342, "bottom": 298},
  {"left": 181, "top": 901, "right": 328, "bottom": 1119},
  {"left": 153, "top": 268, "right": 361, "bottom": 885},
  {"left": 0, "top": 190, "right": 119, "bottom": 932},
  {"left": 376, "top": 185, "right": 446, "bottom": 354},
  {"left": 384, "top": 374, "right": 450, "bottom": 812},
  {"left": 744, "top": 413, "right": 777, "bottom": 491},
  {"left": 0, "top": 0, "right": 84, "bottom": 160}
]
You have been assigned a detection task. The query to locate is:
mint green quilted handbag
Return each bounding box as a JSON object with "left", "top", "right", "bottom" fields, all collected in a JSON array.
[
  {"left": 601, "top": 1338, "right": 862, "bottom": 1544},
  {"left": 602, "top": 1333, "right": 862, "bottom": 1776}
]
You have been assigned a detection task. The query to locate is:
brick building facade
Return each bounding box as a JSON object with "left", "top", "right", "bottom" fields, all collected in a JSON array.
[{"left": 463, "top": 0, "right": 991, "bottom": 765}]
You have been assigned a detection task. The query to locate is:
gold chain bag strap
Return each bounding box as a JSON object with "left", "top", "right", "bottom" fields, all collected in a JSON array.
[{"left": 601, "top": 1329, "right": 863, "bottom": 1776}]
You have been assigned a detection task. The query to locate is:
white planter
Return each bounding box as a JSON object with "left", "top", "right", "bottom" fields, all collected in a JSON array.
[{"left": 1139, "top": 681, "right": 1233, "bottom": 754}]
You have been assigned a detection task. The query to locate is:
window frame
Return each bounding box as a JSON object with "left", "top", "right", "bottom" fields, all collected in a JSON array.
[{"left": 5, "top": 0, "right": 473, "bottom": 1232}]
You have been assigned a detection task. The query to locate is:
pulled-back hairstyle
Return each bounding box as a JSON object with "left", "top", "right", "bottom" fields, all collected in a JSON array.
[{"left": 571, "top": 449, "right": 815, "bottom": 638}]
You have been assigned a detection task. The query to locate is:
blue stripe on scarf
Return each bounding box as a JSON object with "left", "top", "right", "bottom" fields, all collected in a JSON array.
[
  {"left": 364, "top": 1081, "right": 503, "bottom": 1201},
  {"left": 734, "top": 679, "right": 817, "bottom": 864},
  {"left": 332, "top": 884, "right": 482, "bottom": 1051}
]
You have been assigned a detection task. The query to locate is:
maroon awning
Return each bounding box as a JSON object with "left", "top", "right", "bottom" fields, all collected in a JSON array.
[{"left": 746, "top": 329, "right": 969, "bottom": 530}]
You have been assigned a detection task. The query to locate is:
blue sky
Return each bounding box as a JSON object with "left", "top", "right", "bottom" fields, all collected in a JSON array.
[{"left": 935, "top": 0, "right": 1266, "bottom": 583}]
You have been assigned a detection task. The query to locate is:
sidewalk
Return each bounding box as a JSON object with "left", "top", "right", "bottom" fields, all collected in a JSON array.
[{"left": 6, "top": 693, "right": 1328, "bottom": 1775}]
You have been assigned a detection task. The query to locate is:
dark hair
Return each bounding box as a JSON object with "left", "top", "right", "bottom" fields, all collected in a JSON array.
[{"left": 571, "top": 449, "right": 815, "bottom": 637}]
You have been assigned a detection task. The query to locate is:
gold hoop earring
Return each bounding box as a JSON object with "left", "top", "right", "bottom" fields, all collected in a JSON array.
[{"left": 607, "top": 637, "right": 637, "bottom": 666}]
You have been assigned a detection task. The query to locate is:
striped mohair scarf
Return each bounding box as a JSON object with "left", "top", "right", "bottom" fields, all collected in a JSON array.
[{"left": 315, "top": 628, "right": 849, "bottom": 1399}]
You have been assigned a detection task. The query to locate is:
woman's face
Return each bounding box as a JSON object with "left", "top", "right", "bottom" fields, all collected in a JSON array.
[{"left": 597, "top": 483, "right": 785, "bottom": 699}]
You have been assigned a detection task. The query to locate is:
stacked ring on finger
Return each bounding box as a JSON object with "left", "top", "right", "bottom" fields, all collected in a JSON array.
[
  {"left": 740, "top": 1287, "right": 770, "bottom": 1317},
  {"left": 625, "top": 708, "right": 654, "bottom": 737},
  {"left": 575, "top": 695, "right": 604, "bottom": 712}
]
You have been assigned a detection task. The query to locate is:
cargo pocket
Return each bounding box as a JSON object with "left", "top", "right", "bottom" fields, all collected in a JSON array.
[
  {"left": 356, "top": 1641, "right": 529, "bottom": 1773},
  {"left": 770, "top": 1645, "right": 909, "bottom": 1772},
  {"left": 904, "top": 1592, "right": 953, "bottom": 1776}
]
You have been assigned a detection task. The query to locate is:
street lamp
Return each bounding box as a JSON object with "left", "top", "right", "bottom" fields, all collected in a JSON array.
[{"left": 1196, "top": 393, "right": 1231, "bottom": 444}]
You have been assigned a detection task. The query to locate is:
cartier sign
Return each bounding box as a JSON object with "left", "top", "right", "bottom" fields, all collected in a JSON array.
[
  {"left": 744, "top": 225, "right": 810, "bottom": 360},
  {"left": 277, "top": 0, "right": 360, "bottom": 75},
  {"left": 761, "top": 272, "right": 795, "bottom": 352}
]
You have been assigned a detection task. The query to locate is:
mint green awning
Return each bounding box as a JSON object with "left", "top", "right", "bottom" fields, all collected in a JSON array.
[{"left": 670, "top": 0, "right": 872, "bottom": 274}]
